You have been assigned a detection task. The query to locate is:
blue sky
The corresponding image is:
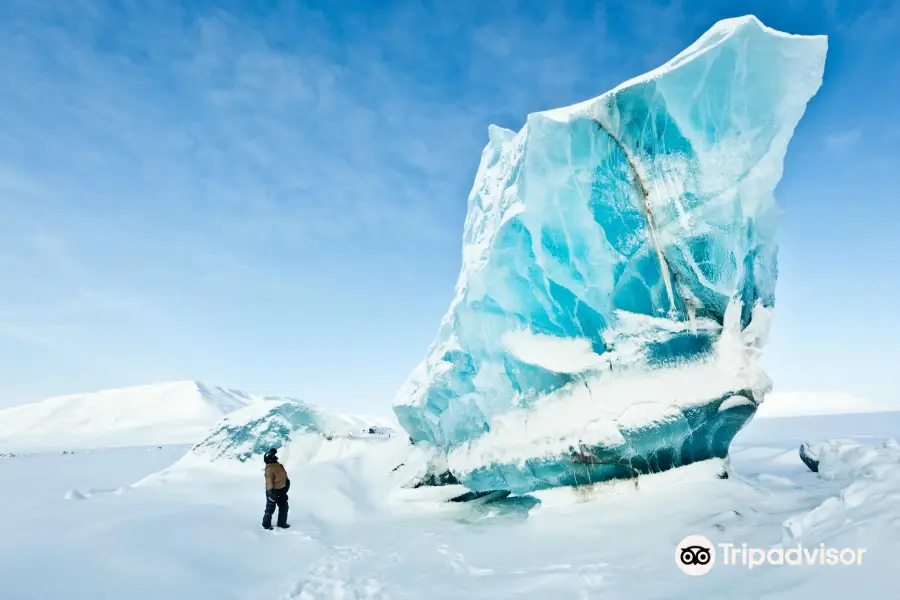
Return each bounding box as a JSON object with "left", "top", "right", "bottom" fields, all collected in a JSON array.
[{"left": 0, "top": 0, "right": 897, "bottom": 412}]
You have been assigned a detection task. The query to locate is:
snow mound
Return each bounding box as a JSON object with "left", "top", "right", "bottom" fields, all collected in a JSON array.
[{"left": 0, "top": 381, "right": 259, "bottom": 452}]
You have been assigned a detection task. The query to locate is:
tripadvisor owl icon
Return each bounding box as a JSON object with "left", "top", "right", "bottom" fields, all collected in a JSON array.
[{"left": 676, "top": 535, "right": 716, "bottom": 576}]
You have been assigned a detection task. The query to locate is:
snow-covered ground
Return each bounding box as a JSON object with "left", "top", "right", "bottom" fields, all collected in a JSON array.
[{"left": 1, "top": 407, "right": 897, "bottom": 599}]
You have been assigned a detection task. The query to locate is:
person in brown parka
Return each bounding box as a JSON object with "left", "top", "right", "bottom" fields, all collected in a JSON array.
[{"left": 262, "top": 448, "right": 290, "bottom": 530}]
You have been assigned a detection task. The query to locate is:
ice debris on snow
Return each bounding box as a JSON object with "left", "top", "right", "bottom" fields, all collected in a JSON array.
[
  {"left": 64, "top": 489, "right": 87, "bottom": 501},
  {"left": 784, "top": 439, "right": 900, "bottom": 540},
  {"left": 63, "top": 487, "right": 127, "bottom": 500},
  {"left": 394, "top": 15, "right": 827, "bottom": 494}
]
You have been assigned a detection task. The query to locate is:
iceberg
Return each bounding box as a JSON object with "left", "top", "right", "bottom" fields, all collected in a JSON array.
[
  {"left": 393, "top": 16, "right": 827, "bottom": 494},
  {"left": 191, "top": 399, "right": 393, "bottom": 463}
]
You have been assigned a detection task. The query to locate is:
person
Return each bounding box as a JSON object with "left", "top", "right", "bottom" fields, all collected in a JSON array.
[{"left": 262, "top": 448, "right": 290, "bottom": 530}]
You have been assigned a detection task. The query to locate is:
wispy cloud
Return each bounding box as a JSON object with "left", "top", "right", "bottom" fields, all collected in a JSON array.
[
  {"left": 823, "top": 128, "right": 863, "bottom": 150},
  {"left": 840, "top": 2, "right": 900, "bottom": 42},
  {"left": 0, "top": 6, "right": 689, "bottom": 282},
  {"left": 0, "top": 2, "right": 472, "bottom": 363}
]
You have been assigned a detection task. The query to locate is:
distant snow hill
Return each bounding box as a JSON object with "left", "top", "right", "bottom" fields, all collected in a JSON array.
[
  {"left": 0, "top": 381, "right": 262, "bottom": 452},
  {"left": 755, "top": 391, "right": 890, "bottom": 419}
]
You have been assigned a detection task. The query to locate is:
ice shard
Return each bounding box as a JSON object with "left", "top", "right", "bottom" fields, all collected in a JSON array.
[
  {"left": 393, "top": 16, "right": 827, "bottom": 493},
  {"left": 192, "top": 400, "right": 336, "bottom": 462},
  {"left": 191, "top": 400, "right": 391, "bottom": 462}
]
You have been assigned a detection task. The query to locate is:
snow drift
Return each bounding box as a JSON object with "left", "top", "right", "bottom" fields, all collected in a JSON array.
[{"left": 394, "top": 16, "right": 827, "bottom": 494}]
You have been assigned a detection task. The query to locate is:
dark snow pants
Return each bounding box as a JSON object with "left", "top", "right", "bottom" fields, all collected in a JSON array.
[{"left": 262, "top": 487, "right": 289, "bottom": 528}]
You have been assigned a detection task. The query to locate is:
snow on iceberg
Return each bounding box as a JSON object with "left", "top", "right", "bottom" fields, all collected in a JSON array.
[
  {"left": 393, "top": 16, "right": 827, "bottom": 494},
  {"left": 139, "top": 399, "right": 402, "bottom": 486},
  {"left": 189, "top": 399, "right": 395, "bottom": 464}
]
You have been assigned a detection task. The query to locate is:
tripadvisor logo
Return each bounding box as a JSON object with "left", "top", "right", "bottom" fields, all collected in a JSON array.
[
  {"left": 675, "top": 535, "right": 867, "bottom": 575},
  {"left": 676, "top": 535, "right": 716, "bottom": 576}
]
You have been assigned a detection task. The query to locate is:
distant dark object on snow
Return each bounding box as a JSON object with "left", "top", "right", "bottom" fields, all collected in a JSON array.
[
  {"left": 799, "top": 442, "right": 820, "bottom": 472},
  {"left": 362, "top": 426, "right": 392, "bottom": 437}
]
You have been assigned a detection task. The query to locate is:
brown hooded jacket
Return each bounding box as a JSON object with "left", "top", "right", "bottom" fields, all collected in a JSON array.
[{"left": 264, "top": 462, "right": 288, "bottom": 490}]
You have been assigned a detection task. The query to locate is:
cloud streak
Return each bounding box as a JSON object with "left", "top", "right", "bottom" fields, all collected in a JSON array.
[{"left": 824, "top": 128, "right": 863, "bottom": 150}]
